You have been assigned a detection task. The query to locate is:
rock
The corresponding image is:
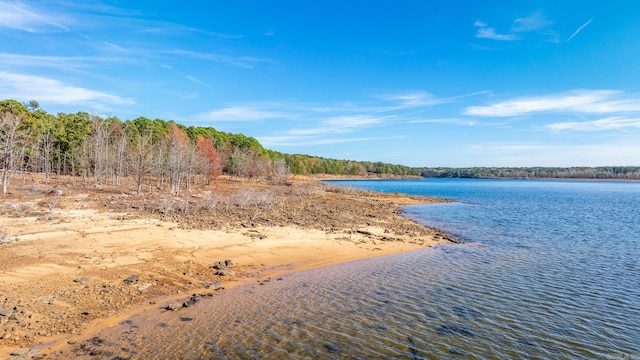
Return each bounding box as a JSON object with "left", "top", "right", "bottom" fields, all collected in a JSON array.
[
  {"left": 182, "top": 295, "right": 198, "bottom": 308},
  {"left": 224, "top": 259, "right": 235, "bottom": 267},
  {"left": 67, "top": 339, "right": 77, "bottom": 344},
  {"left": 10, "top": 349, "right": 28, "bottom": 356},
  {"left": 136, "top": 283, "right": 153, "bottom": 291},
  {"left": 37, "top": 330, "right": 47, "bottom": 336},
  {"left": 89, "top": 348, "right": 103, "bottom": 356},
  {"left": 73, "top": 277, "right": 90, "bottom": 283},
  {"left": 28, "top": 349, "right": 44, "bottom": 359},
  {"left": 0, "top": 307, "right": 10, "bottom": 316},
  {"left": 1, "top": 331, "right": 11, "bottom": 339},
  {"left": 204, "top": 283, "right": 224, "bottom": 290},
  {"left": 210, "top": 261, "right": 226, "bottom": 270},
  {"left": 123, "top": 275, "right": 140, "bottom": 283},
  {"left": 165, "top": 303, "right": 183, "bottom": 311},
  {"left": 215, "top": 268, "right": 235, "bottom": 276}
]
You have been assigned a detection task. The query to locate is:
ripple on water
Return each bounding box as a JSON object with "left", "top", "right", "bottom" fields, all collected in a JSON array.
[{"left": 58, "top": 180, "right": 640, "bottom": 359}]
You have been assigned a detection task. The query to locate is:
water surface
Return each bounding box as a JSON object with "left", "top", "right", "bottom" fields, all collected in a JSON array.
[{"left": 62, "top": 179, "right": 640, "bottom": 359}]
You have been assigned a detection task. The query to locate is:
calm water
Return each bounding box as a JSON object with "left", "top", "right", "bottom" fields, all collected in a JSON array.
[{"left": 60, "top": 179, "right": 640, "bottom": 359}]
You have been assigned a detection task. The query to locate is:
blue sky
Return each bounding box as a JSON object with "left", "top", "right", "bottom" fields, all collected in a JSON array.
[{"left": 1, "top": 1, "right": 639, "bottom": 167}]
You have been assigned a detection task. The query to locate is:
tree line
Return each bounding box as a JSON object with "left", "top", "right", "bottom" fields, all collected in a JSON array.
[
  {"left": 421, "top": 167, "right": 640, "bottom": 180},
  {"left": 0, "top": 99, "right": 418, "bottom": 194},
  {"left": 270, "top": 153, "right": 421, "bottom": 177}
]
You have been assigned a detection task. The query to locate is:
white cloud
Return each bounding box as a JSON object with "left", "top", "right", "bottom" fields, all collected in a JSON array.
[
  {"left": 287, "top": 115, "right": 388, "bottom": 136},
  {"left": 475, "top": 11, "right": 555, "bottom": 42},
  {"left": 379, "top": 91, "right": 443, "bottom": 107},
  {"left": 546, "top": 117, "right": 640, "bottom": 131},
  {"left": 259, "top": 135, "right": 381, "bottom": 147},
  {"left": 379, "top": 90, "right": 490, "bottom": 109},
  {"left": 463, "top": 90, "right": 640, "bottom": 117},
  {"left": 511, "top": 11, "right": 552, "bottom": 32},
  {"left": 324, "top": 115, "right": 387, "bottom": 128},
  {"left": 474, "top": 24, "right": 519, "bottom": 41},
  {"left": 0, "top": 71, "right": 134, "bottom": 105},
  {"left": 0, "top": 1, "right": 68, "bottom": 32},
  {"left": 197, "top": 106, "right": 286, "bottom": 122},
  {"left": 0, "top": 53, "right": 129, "bottom": 71}
]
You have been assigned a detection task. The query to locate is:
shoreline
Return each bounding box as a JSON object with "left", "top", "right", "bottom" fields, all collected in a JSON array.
[{"left": 0, "top": 178, "right": 455, "bottom": 358}]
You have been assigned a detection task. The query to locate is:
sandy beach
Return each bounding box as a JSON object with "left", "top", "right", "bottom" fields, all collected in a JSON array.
[{"left": 0, "top": 178, "right": 454, "bottom": 359}]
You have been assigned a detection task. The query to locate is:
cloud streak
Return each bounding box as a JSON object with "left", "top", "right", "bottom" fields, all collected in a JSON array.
[
  {"left": 196, "top": 106, "right": 287, "bottom": 122},
  {"left": 170, "top": 50, "right": 272, "bottom": 69},
  {"left": 259, "top": 135, "right": 382, "bottom": 147},
  {"left": 185, "top": 75, "right": 205, "bottom": 85},
  {"left": 546, "top": 116, "right": 640, "bottom": 131},
  {"left": 0, "top": 52, "right": 130, "bottom": 70},
  {"left": 463, "top": 90, "right": 640, "bottom": 117},
  {"left": 0, "top": 1, "right": 69, "bottom": 33},
  {"left": 287, "top": 115, "right": 389, "bottom": 136},
  {"left": 567, "top": 18, "right": 593, "bottom": 42},
  {"left": 0, "top": 71, "right": 134, "bottom": 106}
]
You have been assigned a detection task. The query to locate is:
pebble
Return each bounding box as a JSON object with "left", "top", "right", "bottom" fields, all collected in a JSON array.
[{"left": 123, "top": 275, "right": 140, "bottom": 283}]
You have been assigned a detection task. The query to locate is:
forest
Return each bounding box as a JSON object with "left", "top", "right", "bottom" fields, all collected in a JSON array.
[
  {"left": 421, "top": 167, "right": 640, "bottom": 180},
  {"left": 0, "top": 99, "right": 417, "bottom": 195},
  {"left": 3, "top": 99, "right": 637, "bottom": 196}
]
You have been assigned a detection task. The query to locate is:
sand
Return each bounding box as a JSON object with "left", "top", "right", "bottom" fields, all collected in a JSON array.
[{"left": 0, "top": 178, "right": 454, "bottom": 358}]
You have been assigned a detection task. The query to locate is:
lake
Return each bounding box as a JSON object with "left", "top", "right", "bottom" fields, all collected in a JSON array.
[{"left": 59, "top": 179, "right": 640, "bottom": 359}]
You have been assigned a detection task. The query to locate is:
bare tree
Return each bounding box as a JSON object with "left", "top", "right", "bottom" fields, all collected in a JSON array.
[
  {"left": 90, "top": 116, "right": 111, "bottom": 187},
  {"left": 0, "top": 101, "right": 29, "bottom": 194},
  {"left": 167, "top": 123, "right": 190, "bottom": 195},
  {"left": 129, "top": 130, "right": 155, "bottom": 195},
  {"left": 0, "top": 112, "right": 22, "bottom": 193},
  {"left": 109, "top": 120, "right": 128, "bottom": 186},
  {"left": 271, "top": 157, "right": 290, "bottom": 185}
]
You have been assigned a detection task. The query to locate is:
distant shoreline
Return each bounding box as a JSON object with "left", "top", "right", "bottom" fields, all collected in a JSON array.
[{"left": 304, "top": 174, "right": 640, "bottom": 182}]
